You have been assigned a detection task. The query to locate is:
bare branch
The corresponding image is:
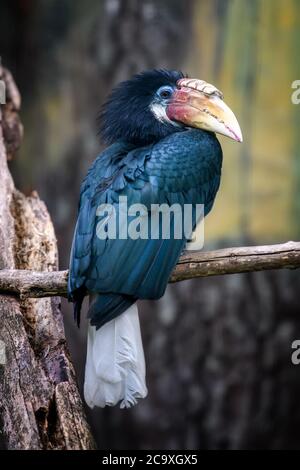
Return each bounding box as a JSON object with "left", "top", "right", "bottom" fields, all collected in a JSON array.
[
  {"left": 0, "top": 241, "right": 299, "bottom": 299},
  {"left": 170, "top": 241, "right": 300, "bottom": 282}
]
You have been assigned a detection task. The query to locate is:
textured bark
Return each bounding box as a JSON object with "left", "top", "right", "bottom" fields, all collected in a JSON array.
[
  {"left": 0, "top": 242, "right": 298, "bottom": 299},
  {"left": 171, "top": 241, "right": 300, "bottom": 282},
  {"left": 0, "top": 269, "right": 69, "bottom": 299},
  {"left": 0, "top": 66, "right": 95, "bottom": 450}
]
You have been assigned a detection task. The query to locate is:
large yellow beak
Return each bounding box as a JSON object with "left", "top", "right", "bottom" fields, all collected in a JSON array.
[{"left": 166, "top": 78, "right": 243, "bottom": 142}]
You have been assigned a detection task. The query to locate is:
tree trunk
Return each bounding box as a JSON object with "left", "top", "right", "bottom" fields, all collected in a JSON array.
[{"left": 0, "top": 66, "right": 95, "bottom": 450}]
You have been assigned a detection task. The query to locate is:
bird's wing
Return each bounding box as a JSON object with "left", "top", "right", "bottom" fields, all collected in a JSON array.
[
  {"left": 68, "top": 140, "right": 174, "bottom": 300},
  {"left": 68, "top": 130, "right": 222, "bottom": 323}
]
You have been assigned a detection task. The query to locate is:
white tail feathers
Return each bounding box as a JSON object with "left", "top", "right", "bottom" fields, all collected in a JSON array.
[{"left": 84, "top": 303, "right": 148, "bottom": 409}]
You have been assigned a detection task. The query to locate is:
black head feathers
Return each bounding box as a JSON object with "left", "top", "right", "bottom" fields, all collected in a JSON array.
[{"left": 99, "top": 69, "right": 185, "bottom": 146}]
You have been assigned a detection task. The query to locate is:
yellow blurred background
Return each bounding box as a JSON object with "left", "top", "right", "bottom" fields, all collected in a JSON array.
[{"left": 191, "top": 0, "right": 300, "bottom": 243}]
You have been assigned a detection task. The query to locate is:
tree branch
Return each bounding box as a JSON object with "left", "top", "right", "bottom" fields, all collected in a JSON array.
[
  {"left": 0, "top": 241, "right": 299, "bottom": 299},
  {"left": 171, "top": 240, "right": 300, "bottom": 282}
]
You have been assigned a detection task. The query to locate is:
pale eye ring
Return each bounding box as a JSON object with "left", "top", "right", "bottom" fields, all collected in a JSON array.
[{"left": 157, "top": 86, "right": 173, "bottom": 99}]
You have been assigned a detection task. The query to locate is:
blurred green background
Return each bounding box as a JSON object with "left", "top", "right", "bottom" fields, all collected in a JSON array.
[{"left": 1, "top": 0, "right": 300, "bottom": 450}]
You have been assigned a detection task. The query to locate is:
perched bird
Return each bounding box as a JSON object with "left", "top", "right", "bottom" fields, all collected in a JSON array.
[{"left": 68, "top": 69, "right": 242, "bottom": 408}]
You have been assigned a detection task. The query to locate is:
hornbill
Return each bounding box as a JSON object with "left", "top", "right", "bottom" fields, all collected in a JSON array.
[{"left": 68, "top": 69, "right": 242, "bottom": 408}]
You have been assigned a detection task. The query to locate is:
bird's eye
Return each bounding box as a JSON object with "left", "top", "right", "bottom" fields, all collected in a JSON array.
[{"left": 157, "top": 86, "right": 173, "bottom": 99}]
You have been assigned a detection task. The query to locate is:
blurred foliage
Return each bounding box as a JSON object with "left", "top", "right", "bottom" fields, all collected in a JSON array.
[{"left": 190, "top": 0, "right": 300, "bottom": 243}]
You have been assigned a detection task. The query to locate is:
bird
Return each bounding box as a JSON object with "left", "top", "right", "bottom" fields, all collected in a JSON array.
[{"left": 68, "top": 69, "right": 242, "bottom": 409}]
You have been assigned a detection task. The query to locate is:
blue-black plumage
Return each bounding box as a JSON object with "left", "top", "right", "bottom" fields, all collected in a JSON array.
[{"left": 68, "top": 69, "right": 242, "bottom": 408}]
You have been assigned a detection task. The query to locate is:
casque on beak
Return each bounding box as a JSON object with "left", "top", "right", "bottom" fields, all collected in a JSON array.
[{"left": 166, "top": 78, "right": 243, "bottom": 143}]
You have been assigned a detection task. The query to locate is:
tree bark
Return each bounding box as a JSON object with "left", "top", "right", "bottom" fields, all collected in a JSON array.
[
  {"left": 171, "top": 241, "right": 300, "bottom": 282},
  {"left": 0, "top": 66, "right": 95, "bottom": 450},
  {"left": 0, "top": 242, "right": 298, "bottom": 299}
]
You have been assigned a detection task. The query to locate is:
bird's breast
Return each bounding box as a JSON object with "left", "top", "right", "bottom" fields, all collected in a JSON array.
[{"left": 144, "top": 129, "right": 222, "bottom": 194}]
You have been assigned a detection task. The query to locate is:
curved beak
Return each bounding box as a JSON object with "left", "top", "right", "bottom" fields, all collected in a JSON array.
[{"left": 166, "top": 79, "right": 243, "bottom": 143}]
